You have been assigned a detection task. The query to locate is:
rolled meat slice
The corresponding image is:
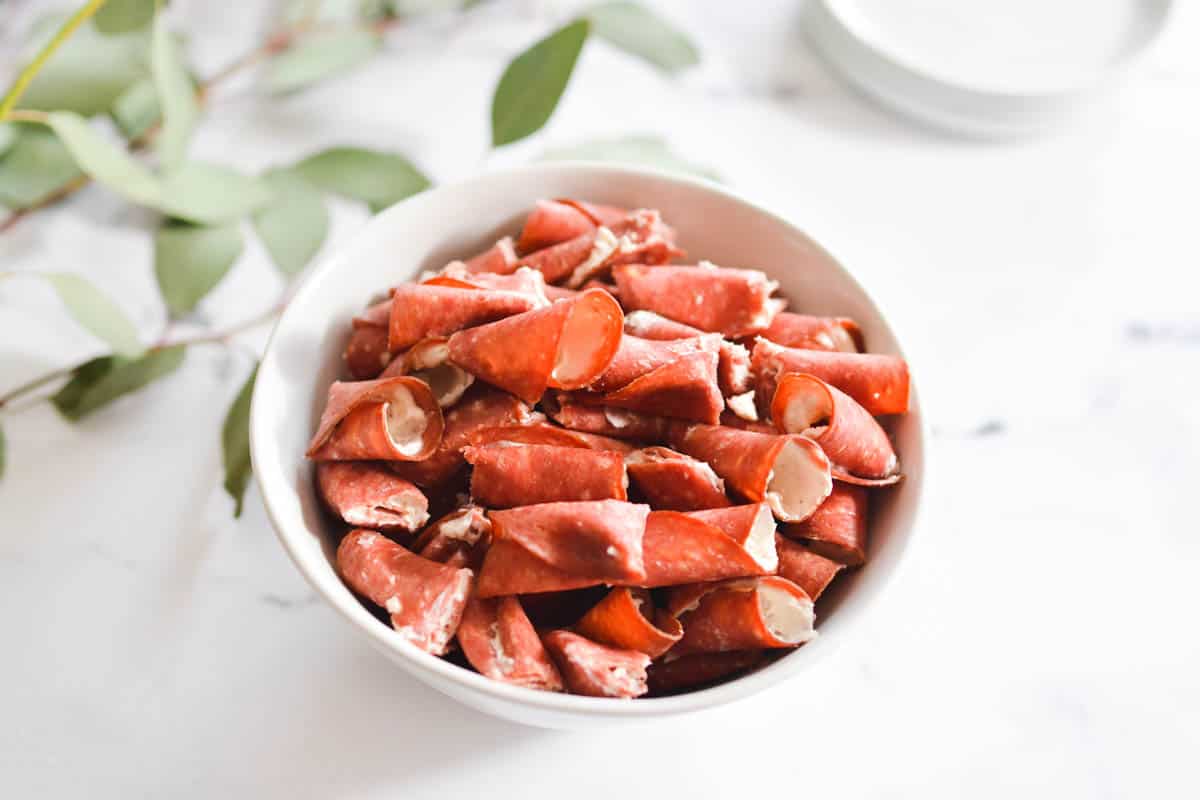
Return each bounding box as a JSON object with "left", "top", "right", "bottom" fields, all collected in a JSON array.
[
  {"left": 547, "top": 394, "right": 669, "bottom": 441},
  {"left": 590, "top": 334, "right": 720, "bottom": 393},
  {"left": 462, "top": 236, "right": 519, "bottom": 274},
  {"left": 575, "top": 587, "right": 682, "bottom": 658},
  {"left": 718, "top": 410, "right": 778, "bottom": 434},
  {"left": 752, "top": 338, "right": 910, "bottom": 416},
  {"left": 336, "top": 529, "right": 472, "bottom": 655},
  {"left": 475, "top": 500, "right": 650, "bottom": 597},
  {"left": 389, "top": 385, "right": 539, "bottom": 488},
  {"left": 668, "top": 423, "right": 832, "bottom": 522},
  {"left": 424, "top": 264, "right": 549, "bottom": 304},
  {"left": 517, "top": 198, "right": 626, "bottom": 253},
  {"left": 601, "top": 349, "right": 722, "bottom": 424},
  {"left": 757, "top": 311, "right": 863, "bottom": 353},
  {"left": 388, "top": 283, "right": 540, "bottom": 352},
  {"left": 667, "top": 576, "right": 816, "bottom": 657},
  {"left": 774, "top": 533, "right": 845, "bottom": 601},
  {"left": 779, "top": 484, "right": 868, "bottom": 566},
  {"left": 379, "top": 337, "right": 475, "bottom": 408},
  {"left": 306, "top": 377, "right": 444, "bottom": 461},
  {"left": 470, "top": 421, "right": 636, "bottom": 454},
  {"left": 345, "top": 299, "right": 394, "bottom": 380},
  {"left": 614, "top": 262, "right": 783, "bottom": 338},
  {"left": 647, "top": 651, "right": 766, "bottom": 694},
  {"left": 638, "top": 503, "right": 777, "bottom": 587},
  {"left": 624, "top": 446, "right": 730, "bottom": 511},
  {"left": 542, "top": 284, "right": 579, "bottom": 302},
  {"left": 316, "top": 461, "right": 429, "bottom": 532},
  {"left": 520, "top": 209, "right": 681, "bottom": 287},
  {"left": 464, "top": 443, "right": 628, "bottom": 507},
  {"left": 457, "top": 596, "right": 564, "bottom": 691},
  {"left": 623, "top": 310, "right": 752, "bottom": 396},
  {"left": 447, "top": 289, "right": 624, "bottom": 404},
  {"left": 412, "top": 505, "right": 491, "bottom": 569},
  {"left": 542, "top": 630, "right": 650, "bottom": 698},
  {"left": 771, "top": 373, "right": 900, "bottom": 484}
]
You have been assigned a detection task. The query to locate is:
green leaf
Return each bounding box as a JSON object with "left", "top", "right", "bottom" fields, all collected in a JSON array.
[
  {"left": 159, "top": 161, "right": 274, "bottom": 223},
  {"left": 151, "top": 14, "right": 199, "bottom": 170},
  {"left": 265, "top": 30, "right": 381, "bottom": 94},
  {"left": 252, "top": 169, "right": 329, "bottom": 275},
  {"left": 491, "top": 19, "right": 590, "bottom": 147},
  {"left": 94, "top": 0, "right": 157, "bottom": 34},
  {"left": 0, "top": 124, "right": 16, "bottom": 158},
  {"left": 154, "top": 221, "right": 244, "bottom": 316},
  {"left": 45, "top": 111, "right": 162, "bottom": 207},
  {"left": 21, "top": 18, "right": 152, "bottom": 115},
  {"left": 541, "top": 135, "right": 719, "bottom": 181},
  {"left": 42, "top": 273, "right": 143, "bottom": 357},
  {"left": 51, "top": 346, "right": 186, "bottom": 421},
  {"left": 0, "top": 123, "right": 84, "bottom": 209},
  {"left": 109, "top": 77, "right": 160, "bottom": 140},
  {"left": 293, "top": 147, "right": 430, "bottom": 212},
  {"left": 586, "top": 2, "right": 698, "bottom": 73},
  {"left": 221, "top": 363, "right": 258, "bottom": 517}
]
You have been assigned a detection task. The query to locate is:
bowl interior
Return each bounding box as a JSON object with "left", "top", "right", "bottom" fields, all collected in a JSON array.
[{"left": 251, "top": 164, "right": 925, "bottom": 720}]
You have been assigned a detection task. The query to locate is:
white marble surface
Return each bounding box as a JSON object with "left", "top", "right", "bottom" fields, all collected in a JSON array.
[{"left": 2, "top": 0, "right": 1198, "bottom": 796}]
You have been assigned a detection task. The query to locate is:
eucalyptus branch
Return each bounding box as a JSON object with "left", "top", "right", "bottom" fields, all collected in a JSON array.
[{"left": 0, "top": 0, "right": 108, "bottom": 119}]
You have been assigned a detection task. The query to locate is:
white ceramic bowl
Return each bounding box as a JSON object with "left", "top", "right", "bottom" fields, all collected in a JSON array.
[{"left": 250, "top": 163, "right": 927, "bottom": 729}]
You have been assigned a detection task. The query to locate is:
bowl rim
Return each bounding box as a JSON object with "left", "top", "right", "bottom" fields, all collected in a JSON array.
[{"left": 251, "top": 161, "right": 928, "bottom": 718}]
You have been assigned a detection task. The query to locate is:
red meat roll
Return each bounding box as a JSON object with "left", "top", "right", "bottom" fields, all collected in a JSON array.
[
  {"left": 590, "top": 333, "right": 720, "bottom": 393},
  {"left": 424, "top": 264, "right": 549, "bottom": 304},
  {"left": 757, "top": 311, "right": 863, "bottom": 353},
  {"left": 599, "top": 349, "right": 723, "bottom": 424},
  {"left": 470, "top": 421, "right": 636, "bottom": 454},
  {"left": 412, "top": 506, "right": 491, "bottom": 569},
  {"left": 461, "top": 236, "right": 518, "bottom": 274},
  {"left": 774, "top": 534, "right": 845, "bottom": 601},
  {"left": 779, "top": 484, "right": 868, "bottom": 566},
  {"left": 668, "top": 423, "right": 832, "bottom": 522},
  {"left": 389, "top": 385, "right": 540, "bottom": 488},
  {"left": 638, "top": 503, "right": 778, "bottom": 587},
  {"left": 464, "top": 443, "right": 628, "bottom": 507},
  {"left": 752, "top": 338, "right": 909, "bottom": 416},
  {"left": 647, "top": 650, "right": 766, "bottom": 694},
  {"left": 344, "top": 299, "right": 394, "bottom": 379},
  {"left": 667, "top": 576, "right": 816, "bottom": 657},
  {"left": 517, "top": 198, "right": 627, "bottom": 253},
  {"left": 475, "top": 500, "right": 650, "bottom": 597},
  {"left": 379, "top": 337, "right": 475, "bottom": 409},
  {"left": 575, "top": 587, "right": 682, "bottom": 658},
  {"left": 316, "top": 461, "right": 429, "bottom": 532},
  {"left": 306, "top": 377, "right": 444, "bottom": 462},
  {"left": 771, "top": 373, "right": 900, "bottom": 484},
  {"left": 520, "top": 209, "right": 681, "bottom": 287},
  {"left": 388, "top": 282, "right": 541, "bottom": 352},
  {"left": 337, "top": 529, "right": 472, "bottom": 655},
  {"left": 447, "top": 289, "right": 624, "bottom": 404},
  {"left": 623, "top": 310, "right": 752, "bottom": 396},
  {"left": 542, "top": 630, "right": 650, "bottom": 698},
  {"left": 457, "top": 596, "right": 564, "bottom": 691},
  {"left": 613, "top": 263, "right": 784, "bottom": 338},
  {"left": 624, "top": 446, "right": 730, "bottom": 511},
  {"left": 547, "top": 394, "right": 669, "bottom": 441}
]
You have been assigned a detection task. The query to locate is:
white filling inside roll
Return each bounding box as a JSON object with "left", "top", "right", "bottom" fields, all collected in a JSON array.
[
  {"left": 758, "top": 584, "right": 816, "bottom": 645},
  {"left": 779, "top": 383, "right": 833, "bottom": 437},
  {"left": 743, "top": 503, "right": 779, "bottom": 572},
  {"left": 385, "top": 388, "right": 429, "bottom": 456},
  {"left": 764, "top": 439, "right": 833, "bottom": 521}
]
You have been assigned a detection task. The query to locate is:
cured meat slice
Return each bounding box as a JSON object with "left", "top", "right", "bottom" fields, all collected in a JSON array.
[
  {"left": 379, "top": 337, "right": 475, "bottom": 408},
  {"left": 470, "top": 421, "right": 636, "bottom": 454},
  {"left": 388, "top": 282, "right": 540, "bottom": 352},
  {"left": 771, "top": 373, "right": 900, "bottom": 483},
  {"left": 517, "top": 199, "right": 626, "bottom": 253},
  {"left": 647, "top": 651, "right": 766, "bottom": 694},
  {"left": 668, "top": 423, "right": 832, "bottom": 522},
  {"left": 424, "top": 264, "right": 549, "bottom": 304},
  {"left": 541, "top": 284, "right": 578, "bottom": 302},
  {"left": 413, "top": 506, "right": 491, "bottom": 569},
  {"left": 757, "top": 311, "right": 863, "bottom": 352},
  {"left": 779, "top": 484, "right": 868, "bottom": 566},
  {"left": 519, "top": 209, "right": 681, "bottom": 288},
  {"left": 575, "top": 587, "right": 682, "bottom": 658},
  {"left": 389, "top": 386, "right": 539, "bottom": 488},
  {"left": 457, "top": 596, "right": 564, "bottom": 691},
  {"left": 752, "top": 338, "right": 909, "bottom": 416},
  {"left": 667, "top": 576, "right": 816, "bottom": 657},
  {"left": 547, "top": 394, "right": 669, "bottom": 441},
  {"left": 590, "top": 334, "right": 719, "bottom": 393},
  {"left": 344, "top": 299, "right": 394, "bottom": 379},
  {"left": 336, "top": 529, "right": 472, "bottom": 655},
  {"left": 624, "top": 446, "right": 730, "bottom": 511},
  {"left": 623, "top": 310, "right": 752, "bottom": 395},
  {"left": 462, "top": 236, "right": 518, "bottom": 274},
  {"left": 613, "top": 262, "right": 783, "bottom": 338},
  {"left": 718, "top": 410, "right": 778, "bottom": 434},
  {"left": 475, "top": 500, "right": 650, "bottom": 597},
  {"left": 316, "top": 461, "right": 429, "bottom": 532},
  {"left": 542, "top": 630, "right": 650, "bottom": 698},
  {"left": 464, "top": 443, "right": 628, "bottom": 507},
  {"left": 638, "top": 504, "right": 777, "bottom": 587},
  {"left": 447, "top": 289, "right": 623, "bottom": 403},
  {"left": 306, "top": 377, "right": 444, "bottom": 462},
  {"left": 600, "top": 349, "right": 723, "bottom": 424},
  {"left": 774, "top": 534, "right": 845, "bottom": 601}
]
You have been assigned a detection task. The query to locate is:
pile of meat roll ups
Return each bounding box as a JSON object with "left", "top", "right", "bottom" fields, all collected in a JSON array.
[{"left": 307, "top": 198, "right": 909, "bottom": 699}]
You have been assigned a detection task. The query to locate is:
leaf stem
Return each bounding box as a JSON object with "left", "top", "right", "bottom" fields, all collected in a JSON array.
[
  {"left": 0, "top": 0, "right": 110, "bottom": 120},
  {"left": 0, "top": 364, "right": 76, "bottom": 409}
]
